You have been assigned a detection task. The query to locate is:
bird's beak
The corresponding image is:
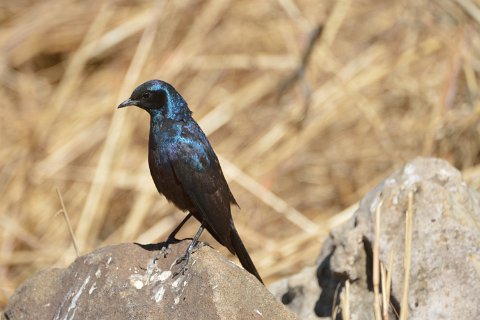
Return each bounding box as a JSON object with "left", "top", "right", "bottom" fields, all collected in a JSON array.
[{"left": 117, "top": 99, "right": 136, "bottom": 109}]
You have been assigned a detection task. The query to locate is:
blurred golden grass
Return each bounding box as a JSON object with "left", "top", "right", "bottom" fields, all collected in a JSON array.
[{"left": 1, "top": 0, "right": 480, "bottom": 309}]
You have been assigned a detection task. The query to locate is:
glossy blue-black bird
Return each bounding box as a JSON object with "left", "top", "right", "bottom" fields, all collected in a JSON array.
[{"left": 118, "top": 80, "right": 263, "bottom": 283}]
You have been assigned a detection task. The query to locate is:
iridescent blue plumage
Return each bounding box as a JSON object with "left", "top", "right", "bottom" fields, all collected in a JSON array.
[{"left": 118, "top": 80, "right": 263, "bottom": 283}]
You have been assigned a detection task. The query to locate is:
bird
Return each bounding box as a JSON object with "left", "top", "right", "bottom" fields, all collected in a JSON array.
[{"left": 118, "top": 79, "right": 263, "bottom": 284}]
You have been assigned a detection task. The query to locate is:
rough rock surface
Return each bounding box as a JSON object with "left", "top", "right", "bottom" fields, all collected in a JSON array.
[
  {"left": 270, "top": 157, "right": 480, "bottom": 319},
  {"left": 4, "top": 241, "right": 297, "bottom": 320}
]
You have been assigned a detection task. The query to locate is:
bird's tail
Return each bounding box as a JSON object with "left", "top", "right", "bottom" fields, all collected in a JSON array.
[{"left": 230, "top": 227, "right": 263, "bottom": 284}]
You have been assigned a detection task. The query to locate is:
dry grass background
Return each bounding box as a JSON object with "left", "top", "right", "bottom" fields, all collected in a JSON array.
[{"left": 1, "top": 0, "right": 480, "bottom": 310}]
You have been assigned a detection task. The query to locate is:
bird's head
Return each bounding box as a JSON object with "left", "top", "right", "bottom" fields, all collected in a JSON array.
[{"left": 117, "top": 80, "right": 191, "bottom": 121}]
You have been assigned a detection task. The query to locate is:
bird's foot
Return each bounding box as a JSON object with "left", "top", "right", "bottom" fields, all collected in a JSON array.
[
  {"left": 154, "top": 245, "right": 171, "bottom": 261},
  {"left": 156, "top": 237, "right": 176, "bottom": 259},
  {"left": 161, "top": 236, "right": 194, "bottom": 259},
  {"left": 172, "top": 251, "right": 190, "bottom": 278},
  {"left": 172, "top": 240, "right": 202, "bottom": 278}
]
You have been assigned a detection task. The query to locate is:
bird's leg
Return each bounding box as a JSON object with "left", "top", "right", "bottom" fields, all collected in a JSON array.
[
  {"left": 155, "top": 212, "right": 194, "bottom": 260},
  {"left": 166, "top": 212, "right": 193, "bottom": 243},
  {"left": 173, "top": 222, "right": 205, "bottom": 277}
]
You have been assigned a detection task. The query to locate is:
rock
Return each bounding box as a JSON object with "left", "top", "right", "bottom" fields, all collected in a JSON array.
[
  {"left": 270, "top": 157, "right": 480, "bottom": 319},
  {"left": 4, "top": 242, "right": 297, "bottom": 320}
]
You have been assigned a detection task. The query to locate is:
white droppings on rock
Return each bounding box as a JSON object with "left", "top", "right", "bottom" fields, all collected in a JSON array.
[
  {"left": 174, "top": 296, "right": 180, "bottom": 305},
  {"left": 132, "top": 280, "right": 143, "bottom": 290},
  {"left": 158, "top": 270, "right": 172, "bottom": 282},
  {"left": 145, "top": 259, "right": 162, "bottom": 285},
  {"left": 172, "top": 277, "right": 182, "bottom": 288},
  {"left": 64, "top": 275, "right": 90, "bottom": 320},
  {"left": 129, "top": 274, "right": 144, "bottom": 290},
  {"left": 89, "top": 282, "right": 96, "bottom": 295},
  {"left": 95, "top": 268, "right": 101, "bottom": 278},
  {"left": 106, "top": 257, "right": 112, "bottom": 265},
  {"left": 254, "top": 309, "right": 263, "bottom": 317},
  {"left": 153, "top": 286, "right": 166, "bottom": 303},
  {"left": 149, "top": 274, "right": 158, "bottom": 283}
]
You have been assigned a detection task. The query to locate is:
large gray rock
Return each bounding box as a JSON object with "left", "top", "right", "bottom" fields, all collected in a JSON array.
[
  {"left": 4, "top": 242, "right": 297, "bottom": 320},
  {"left": 271, "top": 157, "right": 480, "bottom": 319}
]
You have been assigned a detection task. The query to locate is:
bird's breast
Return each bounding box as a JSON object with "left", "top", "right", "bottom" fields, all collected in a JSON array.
[{"left": 147, "top": 141, "right": 194, "bottom": 211}]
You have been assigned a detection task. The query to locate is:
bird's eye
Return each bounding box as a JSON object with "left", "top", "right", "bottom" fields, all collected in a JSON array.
[{"left": 142, "top": 92, "right": 151, "bottom": 99}]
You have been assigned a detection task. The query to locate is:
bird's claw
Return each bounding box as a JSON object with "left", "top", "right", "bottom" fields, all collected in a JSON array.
[
  {"left": 172, "top": 240, "right": 200, "bottom": 278},
  {"left": 172, "top": 253, "right": 190, "bottom": 278},
  {"left": 159, "top": 245, "right": 171, "bottom": 259},
  {"left": 172, "top": 266, "right": 188, "bottom": 278}
]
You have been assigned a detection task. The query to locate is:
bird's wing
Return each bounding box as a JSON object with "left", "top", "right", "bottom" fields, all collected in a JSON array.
[{"left": 167, "top": 126, "right": 236, "bottom": 249}]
